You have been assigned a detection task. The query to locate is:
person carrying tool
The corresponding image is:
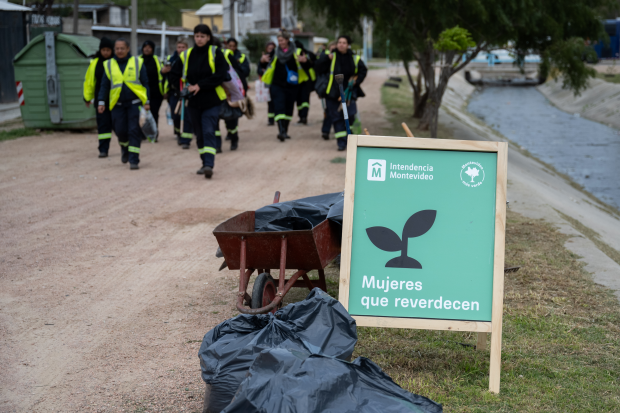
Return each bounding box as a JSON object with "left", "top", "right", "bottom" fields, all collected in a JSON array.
[
  {"left": 318, "top": 41, "right": 337, "bottom": 140},
  {"left": 168, "top": 24, "right": 229, "bottom": 179},
  {"left": 256, "top": 41, "right": 276, "bottom": 126},
  {"left": 294, "top": 40, "right": 316, "bottom": 125},
  {"left": 161, "top": 38, "right": 194, "bottom": 148},
  {"left": 220, "top": 37, "right": 250, "bottom": 151},
  {"left": 260, "top": 30, "right": 308, "bottom": 142},
  {"left": 140, "top": 40, "right": 165, "bottom": 136},
  {"left": 316, "top": 35, "right": 367, "bottom": 151},
  {"left": 83, "top": 37, "right": 114, "bottom": 158},
  {"left": 97, "top": 38, "right": 150, "bottom": 170}
]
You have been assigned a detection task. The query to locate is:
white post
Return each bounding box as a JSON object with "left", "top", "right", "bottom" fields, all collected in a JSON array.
[
  {"left": 362, "top": 17, "right": 368, "bottom": 62},
  {"left": 131, "top": 0, "right": 138, "bottom": 56},
  {"left": 234, "top": 1, "right": 239, "bottom": 39},
  {"left": 160, "top": 21, "right": 166, "bottom": 59}
]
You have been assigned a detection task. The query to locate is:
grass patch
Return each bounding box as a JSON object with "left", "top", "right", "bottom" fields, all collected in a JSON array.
[
  {"left": 0, "top": 127, "right": 39, "bottom": 141},
  {"left": 596, "top": 71, "right": 620, "bottom": 84},
  {"left": 331, "top": 157, "right": 346, "bottom": 164},
  {"left": 380, "top": 76, "right": 455, "bottom": 139},
  {"left": 349, "top": 211, "right": 620, "bottom": 411}
]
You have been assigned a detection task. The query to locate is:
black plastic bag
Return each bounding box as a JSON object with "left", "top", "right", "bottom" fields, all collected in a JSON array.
[
  {"left": 198, "top": 288, "right": 357, "bottom": 413},
  {"left": 222, "top": 348, "right": 443, "bottom": 413},
  {"left": 254, "top": 191, "right": 344, "bottom": 232},
  {"left": 219, "top": 101, "right": 243, "bottom": 121}
]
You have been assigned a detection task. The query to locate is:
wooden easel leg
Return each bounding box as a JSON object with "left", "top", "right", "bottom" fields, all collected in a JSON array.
[
  {"left": 476, "top": 332, "right": 487, "bottom": 351},
  {"left": 489, "top": 330, "right": 502, "bottom": 393}
]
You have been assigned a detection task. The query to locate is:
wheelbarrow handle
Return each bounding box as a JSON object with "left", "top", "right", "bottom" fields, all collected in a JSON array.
[{"left": 273, "top": 191, "right": 281, "bottom": 204}]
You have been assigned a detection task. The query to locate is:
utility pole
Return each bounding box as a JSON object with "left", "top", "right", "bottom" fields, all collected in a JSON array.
[
  {"left": 229, "top": 0, "right": 235, "bottom": 39},
  {"left": 131, "top": 0, "right": 138, "bottom": 55},
  {"left": 72, "top": 0, "right": 79, "bottom": 34}
]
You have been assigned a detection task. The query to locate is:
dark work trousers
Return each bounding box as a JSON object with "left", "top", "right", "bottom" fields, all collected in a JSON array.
[
  {"left": 267, "top": 100, "right": 275, "bottom": 124},
  {"left": 96, "top": 106, "right": 113, "bottom": 154},
  {"left": 270, "top": 84, "right": 297, "bottom": 126},
  {"left": 150, "top": 95, "right": 163, "bottom": 126},
  {"left": 321, "top": 108, "right": 333, "bottom": 134},
  {"left": 225, "top": 118, "right": 238, "bottom": 140},
  {"left": 296, "top": 81, "right": 311, "bottom": 119},
  {"left": 188, "top": 105, "right": 219, "bottom": 168},
  {"left": 326, "top": 98, "right": 357, "bottom": 150},
  {"left": 111, "top": 103, "right": 142, "bottom": 164},
  {"left": 169, "top": 94, "right": 193, "bottom": 145}
]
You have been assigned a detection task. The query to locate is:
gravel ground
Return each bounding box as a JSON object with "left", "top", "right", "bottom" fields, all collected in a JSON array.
[{"left": 0, "top": 70, "right": 389, "bottom": 412}]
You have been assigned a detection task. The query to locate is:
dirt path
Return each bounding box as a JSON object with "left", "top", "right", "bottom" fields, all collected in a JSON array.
[{"left": 0, "top": 71, "right": 388, "bottom": 412}]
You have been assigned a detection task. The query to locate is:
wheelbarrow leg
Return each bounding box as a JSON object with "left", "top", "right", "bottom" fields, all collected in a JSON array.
[
  {"left": 278, "top": 236, "right": 287, "bottom": 298},
  {"left": 237, "top": 237, "right": 254, "bottom": 309},
  {"left": 318, "top": 269, "right": 327, "bottom": 292}
]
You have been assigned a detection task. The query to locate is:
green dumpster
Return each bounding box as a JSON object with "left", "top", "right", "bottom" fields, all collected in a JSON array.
[{"left": 13, "top": 32, "right": 100, "bottom": 129}]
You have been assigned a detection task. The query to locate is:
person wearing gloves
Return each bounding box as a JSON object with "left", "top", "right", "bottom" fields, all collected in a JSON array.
[
  {"left": 97, "top": 38, "right": 150, "bottom": 170},
  {"left": 294, "top": 40, "right": 316, "bottom": 125},
  {"left": 161, "top": 38, "right": 193, "bottom": 147},
  {"left": 140, "top": 40, "right": 164, "bottom": 134},
  {"left": 259, "top": 30, "right": 308, "bottom": 142},
  {"left": 316, "top": 35, "right": 367, "bottom": 151},
  {"left": 83, "top": 37, "right": 114, "bottom": 158},
  {"left": 256, "top": 41, "right": 276, "bottom": 126},
  {"left": 168, "top": 24, "right": 229, "bottom": 179}
]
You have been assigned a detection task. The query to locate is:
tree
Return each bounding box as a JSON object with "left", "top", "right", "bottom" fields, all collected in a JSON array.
[
  {"left": 242, "top": 33, "right": 271, "bottom": 65},
  {"left": 465, "top": 167, "right": 479, "bottom": 182},
  {"left": 298, "top": 0, "right": 610, "bottom": 138}
]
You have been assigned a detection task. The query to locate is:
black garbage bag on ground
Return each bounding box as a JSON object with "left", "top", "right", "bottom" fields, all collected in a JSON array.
[
  {"left": 198, "top": 288, "right": 357, "bottom": 413},
  {"left": 254, "top": 191, "right": 344, "bottom": 232},
  {"left": 221, "top": 348, "right": 443, "bottom": 413}
]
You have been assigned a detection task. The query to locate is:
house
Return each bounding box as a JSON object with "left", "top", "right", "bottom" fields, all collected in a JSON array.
[
  {"left": 51, "top": 3, "right": 130, "bottom": 26},
  {"left": 182, "top": 4, "right": 223, "bottom": 32},
  {"left": 221, "top": 0, "right": 297, "bottom": 37},
  {"left": 91, "top": 24, "right": 194, "bottom": 57},
  {"left": 1, "top": 0, "right": 30, "bottom": 104}
]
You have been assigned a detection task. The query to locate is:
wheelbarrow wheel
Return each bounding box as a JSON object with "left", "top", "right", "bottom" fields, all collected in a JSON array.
[{"left": 251, "top": 272, "right": 277, "bottom": 312}]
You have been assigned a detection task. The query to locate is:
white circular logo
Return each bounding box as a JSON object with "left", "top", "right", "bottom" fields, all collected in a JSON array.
[{"left": 460, "top": 161, "right": 485, "bottom": 187}]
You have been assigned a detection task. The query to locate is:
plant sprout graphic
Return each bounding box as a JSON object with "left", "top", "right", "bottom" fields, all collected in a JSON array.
[
  {"left": 366, "top": 210, "right": 437, "bottom": 269},
  {"left": 465, "top": 166, "right": 479, "bottom": 183}
]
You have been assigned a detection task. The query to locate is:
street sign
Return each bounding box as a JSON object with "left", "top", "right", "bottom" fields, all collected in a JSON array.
[{"left": 339, "top": 135, "right": 507, "bottom": 393}]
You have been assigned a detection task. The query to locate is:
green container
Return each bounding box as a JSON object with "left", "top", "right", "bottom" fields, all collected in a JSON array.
[{"left": 13, "top": 33, "right": 100, "bottom": 129}]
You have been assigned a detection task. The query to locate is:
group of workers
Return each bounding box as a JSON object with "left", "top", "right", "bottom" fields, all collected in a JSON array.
[{"left": 83, "top": 25, "right": 366, "bottom": 179}]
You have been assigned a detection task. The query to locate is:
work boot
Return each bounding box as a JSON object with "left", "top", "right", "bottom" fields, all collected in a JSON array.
[
  {"left": 225, "top": 135, "right": 231, "bottom": 141},
  {"left": 203, "top": 166, "right": 213, "bottom": 179},
  {"left": 268, "top": 119, "right": 275, "bottom": 126},
  {"left": 283, "top": 120, "right": 291, "bottom": 139},
  {"left": 177, "top": 136, "right": 182, "bottom": 145},
  {"left": 321, "top": 133, "right": 330, "bottom": 141},
  {"left": 216, "top": 147, "right": 223, "bottom": 154},
  {"left": 230, "top": 135, "right": 239, "bottom": 151},
  {"left": 121, "top": 147, "right": 129, "bottom": 164},
  {"left": 130, "top": 163, "right": 139, "bottom": 170},
  {"left": 196, "top": 165, "right": 206, "bottom": 174},
  {"left": 99, "top": 151, "right": 108, "bottom": 158},
  {"left": 297, "top": 117, "right": 307, "bottom": 125},
  {"left": 181, "top": 144, "right": 190, "bottom": 150},
  {"left": 277, "top": 120, "right": 287, "bottom": 142}
]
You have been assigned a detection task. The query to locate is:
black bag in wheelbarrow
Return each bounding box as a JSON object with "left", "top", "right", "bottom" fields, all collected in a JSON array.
[
  {"left": 199, "top": 288, "right": 357, "bottom": 413},
  {"left": 254, "top": 191, "right": 344, "bottom": 232},
  {"left": 221, "top": 348, "right": 443, "bottom": 413}
]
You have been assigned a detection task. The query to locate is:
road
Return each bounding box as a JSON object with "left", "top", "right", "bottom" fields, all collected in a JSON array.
[{"left": 0, "top": 71, "right": 388, "bottom": 412}]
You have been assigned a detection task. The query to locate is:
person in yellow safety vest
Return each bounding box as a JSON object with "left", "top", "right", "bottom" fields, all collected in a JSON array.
[
  {"left": 161, "top": 38, "right": 193, "bottom": 146},
  {"left": 318, "top": 41, "right": 337, "bottom": 140},
  {"left": 97, "top": 38, "right": 151, "bottom": 170},
  {"left": 316, "top": 35, "right": 367, "bottom": 151},
  {"left": 168, "top": 24, "right": 229, "bottom": 179},
  {"left": 293, "top": 40, "right": 317, "bottom": 125},
  {"left": 220, "top": 37, "right": 250, "bottom": 151},
  {"left": 259, "top": 29, "right": 309, "bottom": 142},
  {"left": 140, "top": 40, "right": 165, "bottom": 138},
  {"left": 256, "top": 41, "right": 276, "bottom": 126},
  {"left": 83, "top": 37, "right": 114, "bottom": 158}
]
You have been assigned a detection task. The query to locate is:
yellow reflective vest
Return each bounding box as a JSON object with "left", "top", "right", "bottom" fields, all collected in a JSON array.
[
  {"left": 83, "top": 57, "right": 100, "bottom": 102},
  {"left": 140, "top": 54, "right": 165, "bottom": 95},
  {"left": 326, "top": 54, "right": 361, "bottom": 95},
  {"left": 296, "top": 48, "right": 316, "bottom": 82},
  {"left": 261, "top": 49, "right": 309, "bottom": 86},
  {"left": 103, "top": 56, "right": 148, "bottom": 110},
  {"left": 180, "top": 46, "right": 227, "bottom": 101}
]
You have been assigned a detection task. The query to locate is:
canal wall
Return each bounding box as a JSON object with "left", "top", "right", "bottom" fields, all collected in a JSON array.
[{"left": 537, "top": 77, "right": 620, "bottom": 131}]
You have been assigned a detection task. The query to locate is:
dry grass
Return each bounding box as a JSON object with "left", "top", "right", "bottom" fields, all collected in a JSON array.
[{"left": 349, "top": 211, "right": 620, "bottom": 411}]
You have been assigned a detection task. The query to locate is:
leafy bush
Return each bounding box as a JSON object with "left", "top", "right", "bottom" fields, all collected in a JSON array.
[{"left": 242, "top": 33, "right": 271, "bottom": 64}]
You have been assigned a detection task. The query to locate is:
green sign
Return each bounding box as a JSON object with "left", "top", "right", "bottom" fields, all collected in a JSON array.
[{"left": 347, "top": 147, "right": 498, "bottom": 321}]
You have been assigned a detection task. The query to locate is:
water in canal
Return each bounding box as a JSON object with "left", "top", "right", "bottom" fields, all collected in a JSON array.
[{"left": 468, "top": 87, "right": 620, "bottom": 209}]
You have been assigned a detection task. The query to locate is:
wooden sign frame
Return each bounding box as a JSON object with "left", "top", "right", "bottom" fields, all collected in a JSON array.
[{"left": 338, "top": 135, "right": 508, "bottom": 393}]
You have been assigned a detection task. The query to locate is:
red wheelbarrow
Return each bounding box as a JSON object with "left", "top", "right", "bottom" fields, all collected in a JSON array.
[{"left": 213, "top": 192, "right": 341, "bottom": 314}]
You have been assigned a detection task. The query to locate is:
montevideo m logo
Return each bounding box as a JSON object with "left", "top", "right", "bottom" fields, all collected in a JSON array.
[
  {"left": 367, "top": 159, "right": 386, "bottom": 181},
  {"left": 366, "top": 210, "right": 437, "bottom": 269}
]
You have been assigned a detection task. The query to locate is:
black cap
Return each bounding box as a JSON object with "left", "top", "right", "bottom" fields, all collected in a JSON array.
[
  {"left": 99, "top": 37, "right": 114, "bottom": 50},
  {"left": 142, "top": 40, "right": 156, "bottom": 53}
]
